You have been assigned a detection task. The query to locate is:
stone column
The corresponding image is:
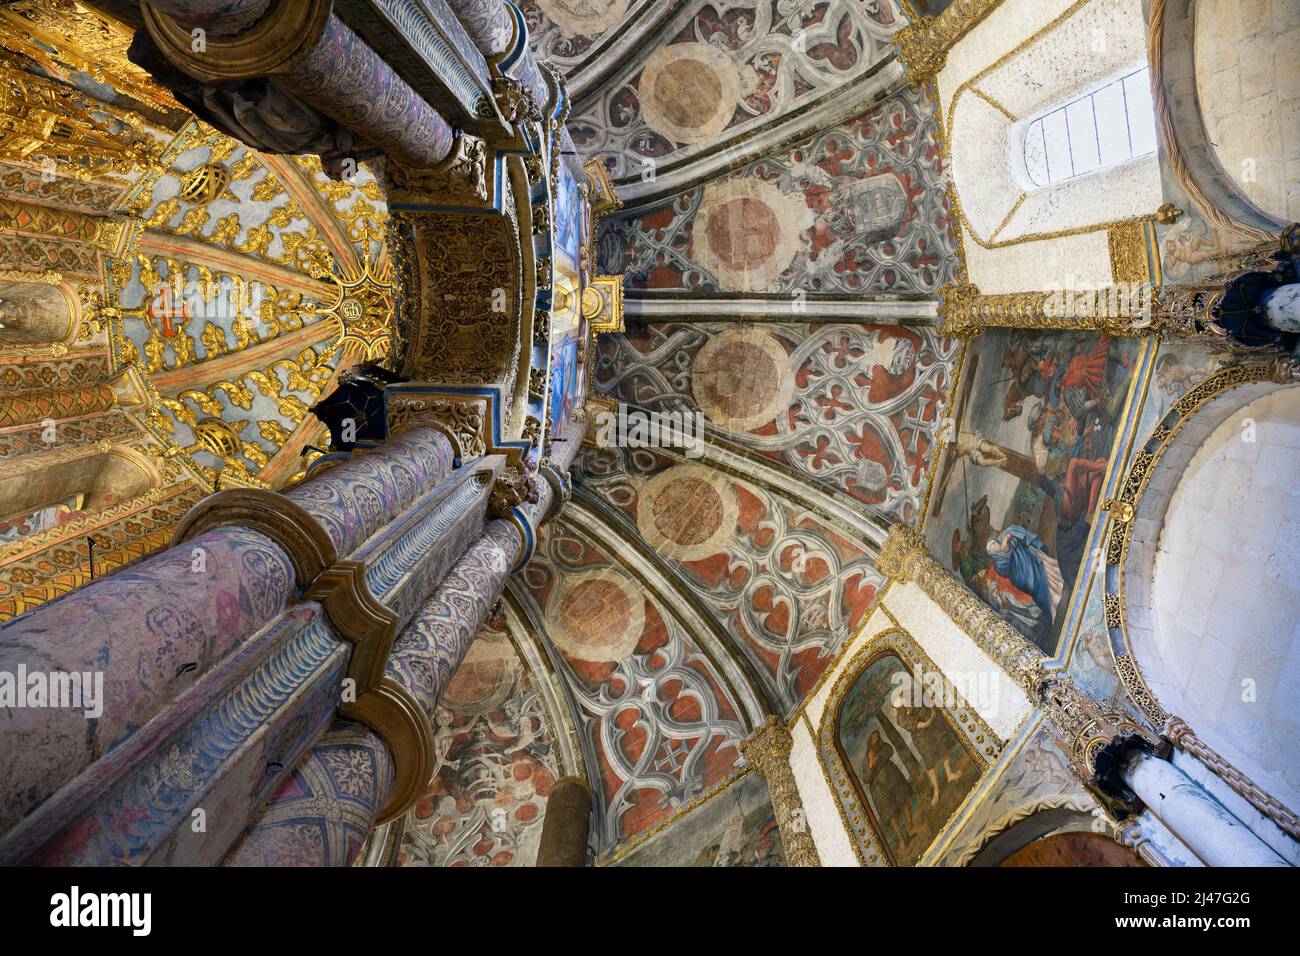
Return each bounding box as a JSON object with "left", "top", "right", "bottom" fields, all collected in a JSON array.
[
  {"left": 139, "top": 0, "right": 454, "bottom": 169},
  {"left": 893, "top": 0, "right": 1005, "bottom": 87},
  {"left": 536, "top": 776, "right": 592, "bottom": 867},
  {"left": 223, "top": 405, "right": 592, "bottom": 865},
  {"left": 1123, "top": 752, "right": 1287, "bottom": 867},
  {"left": 0, "top": 424, "right": 479, "bottom": 865},
  {"left": 740, "top": 716, "right": 821, "bottom": 867},
  {"left": 446, "top": 0, "right": 550, "bottom": 117},
  {"left": 875, "top": 523, "right": 1290, "bottom": 867}
]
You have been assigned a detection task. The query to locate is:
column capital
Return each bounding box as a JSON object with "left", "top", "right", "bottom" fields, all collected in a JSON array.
[
  {"left": 893, "top": 0, "right": 1005, "bottom": 88},
  {"left": 741, "top": 717, "right": 821, "bottom": 867},
  {"left": 740, "top": 715, "right": 794, "bottom": 770}
]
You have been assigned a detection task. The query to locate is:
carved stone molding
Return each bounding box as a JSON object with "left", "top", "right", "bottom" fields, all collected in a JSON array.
[
  {"left": 171, "top": 487, "right": 337, "bottom": 588},
  {"left": 1102, "top": 364, "right": 1300, "bottom": 837},
  {"left": 304, "top": 559, "right": 400, "bottom": 694},
  {"left": 739, "top": 716, "right": 821, "bottom": 867},
  {"left": 342, "top": 676, "right": 435, "bottom": 825},
  {"left": 385, "top": 133, "right": 490, "bottom": 207},
  {"left": 937, "top": 282, "right": 1153, "bottom": 338},
  {"left": 387, "top": 395, "right": 487, "bottom": 459}
]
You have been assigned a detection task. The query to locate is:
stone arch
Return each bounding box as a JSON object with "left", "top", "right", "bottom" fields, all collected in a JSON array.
[
  {"left": 1121, "top": 379, "right": 1300, "bottom": 818},
  {"left": 963, "top": 804, "right": 1139, "bottom": 866},
  {"left": 1149, "top": 0, "right": 1291, "bottom": 240}
]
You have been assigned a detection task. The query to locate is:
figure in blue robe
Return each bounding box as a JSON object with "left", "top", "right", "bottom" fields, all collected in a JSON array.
[{"left": 986, "top": 526, "right": 1061, "bottom": 624}]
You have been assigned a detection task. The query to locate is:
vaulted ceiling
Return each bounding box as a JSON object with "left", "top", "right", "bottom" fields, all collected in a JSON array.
[{"left": 416, "top": 0, "right": 968, "bottom": 860}]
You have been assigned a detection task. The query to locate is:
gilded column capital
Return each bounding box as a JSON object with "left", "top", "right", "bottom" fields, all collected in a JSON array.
[
  {"left": 893, "top": 0, "right": 1005, "bottom": 88},
  {"left": 874, "top": 523, "right": 929, "bottom": 582},
  {"left": 141, "top": 0, "right": 333, "bottom": 81},
  {"left": 741, "top": 716, "right": 821, "bottom": 867},
  {"left": 874, "top": 523, "right": 1156, "bottom": 806}
]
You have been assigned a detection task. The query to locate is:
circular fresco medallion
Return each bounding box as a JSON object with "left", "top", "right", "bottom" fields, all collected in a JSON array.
[
  {"left": 690, "top": 327, "right": 795, "bottom": 433},
  {"left": 692, "top": 177, "right": 814, "bottom": 290},
  {"left": 546, "top": 567, "right": 645, "bottom": 663},
  {"left": 638, "top": 42, "right": 742, "bottom": 146},
  {"left": 635, "top": 463, "right": 739, "bottom": 562},
  {"left": 441, "top": 629, "right": 520, "bottom": 714},
  {"left": 535, "top": 0, "right": 631, "bottom": 37}
]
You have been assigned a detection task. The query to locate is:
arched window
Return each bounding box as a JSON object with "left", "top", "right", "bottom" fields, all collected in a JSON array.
[{"left": 1021, "top": 67, "right": 1157, "bottom": 187}]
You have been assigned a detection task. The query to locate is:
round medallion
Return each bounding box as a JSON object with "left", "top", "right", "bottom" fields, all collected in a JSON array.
[
  {"left": 635, "top": 464, "right": 739, "bottom": 561},
  {"left": 691, "top": 328, "right": 795, "bottom": 433},
  {"left": 692, "top": 177, "right": 814, "bottom": 290},
  {"left": 546, "top": 568, "right": 645, "bottom": 663},
  {"left": 638, "top": 42, "right": 742, "bottom": 145}
]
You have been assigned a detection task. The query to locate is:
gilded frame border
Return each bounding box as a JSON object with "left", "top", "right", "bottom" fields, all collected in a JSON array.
[{"left": 817, "top": 626, "right": 1000, "bottom": 866}]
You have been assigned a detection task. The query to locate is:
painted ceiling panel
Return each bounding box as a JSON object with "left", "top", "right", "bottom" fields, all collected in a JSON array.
[
  {"left": 601, "top": 84, "right": 958, "bottom": 293},
  {"left": 575, "top": 444, "right": 881, "bottom": 712},
  {"left": 399, "top": 621, "right": 562, "bottom": 868},
  {"left": 568, "top": 0, "right": 907, "bottom": 183},
  {"left": 515, "top": 516, "right": 750, "bottom": 849},
  {"left": 595, "top": 321, "right": 961, "bottom": 523}
]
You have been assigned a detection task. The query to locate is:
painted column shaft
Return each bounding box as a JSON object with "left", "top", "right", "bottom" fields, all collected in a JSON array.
[
  {"left": 446, "top": 0, "right": 550, "bottom": 114},
  {"left": 285, "top": 426, "right": 456, "bottom": 558},
  {"left": 1123, "top": 752, "right": 1288, "bottom": 867},
  {"left": 0, "top": 526, "right": 296, "bottom": 834},
  {"left": 141, "top": 0, "right": 271, "bottom": 36},
  {"left": 275, "top": 14, "right": 455, "bottom": 168},
  {"left": 224, "top": 518, "right": 525, "bottom": 865}
]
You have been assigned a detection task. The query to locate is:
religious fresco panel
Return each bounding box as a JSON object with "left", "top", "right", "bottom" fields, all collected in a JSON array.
[
  {"left": 925, "top": 329, "right": 1142, "bottom": 655},
  {"left": 821, "top": 631, "right": 995, "bottom": 866},
  {"left": 609, "top": 770, "right": 786, "bottom": 866},
  {"left": 596, "top": 322, "right": 959, "bottom": 523},
  {"left": 601, "top": 83, "right": 958, "bottom": 294}
]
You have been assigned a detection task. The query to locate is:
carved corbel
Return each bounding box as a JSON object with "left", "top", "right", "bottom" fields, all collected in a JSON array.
[
  {"left": 489, "top": 465, "right": 540, "bottom": 519},
  {"left": 385, "top": 132, "right": 491, "bottom": 207}
]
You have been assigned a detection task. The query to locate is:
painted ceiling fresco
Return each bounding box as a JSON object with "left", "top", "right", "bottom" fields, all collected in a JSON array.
[
  {"left": 497, "top": 0, "right": 985, "bottom": 861},
  {"left": 595, "top": 322, "right": 959, "bottom": 522},
  {"left": 601, "top": 84, "right": 958, "bottom": 294},
  {"left": 561, "top": 0, "right": 906, "bottom": 185},
  {"left": 512, "top": 515, "right": 752, "bottom": 849}
]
